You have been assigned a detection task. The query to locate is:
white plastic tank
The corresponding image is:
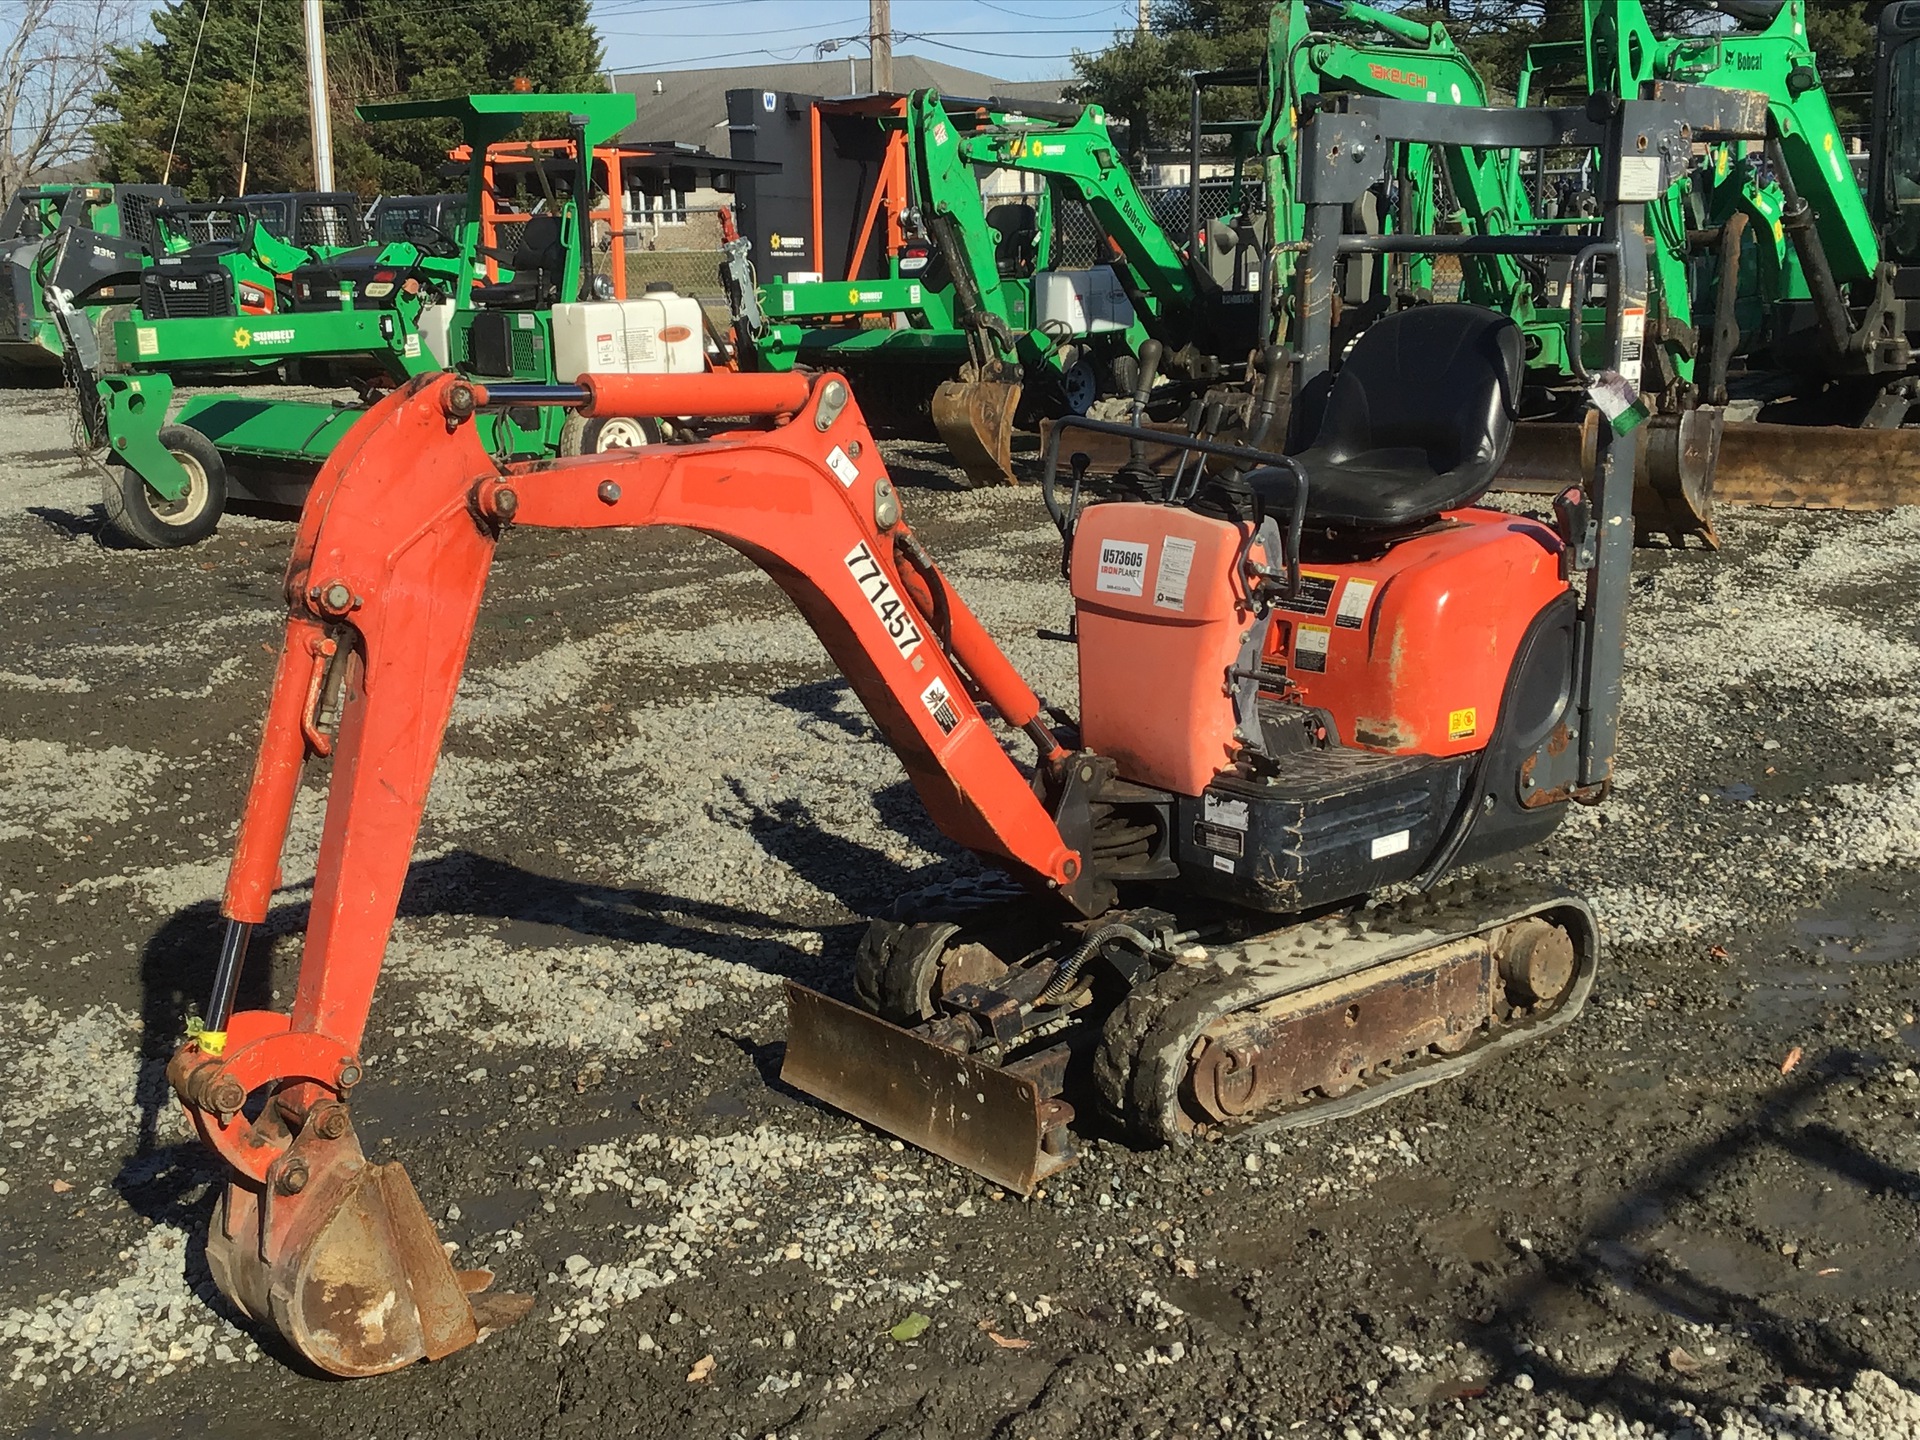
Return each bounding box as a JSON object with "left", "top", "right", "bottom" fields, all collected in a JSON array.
[
  {"left": 1033, "top": 266, "right": 1136, "bottom": 337},
  {"left": 552, "top": 282, "right": 706, "bottom": 379},
  {"left": 417, "top": 298, "right": 455, "bottom": 368}
]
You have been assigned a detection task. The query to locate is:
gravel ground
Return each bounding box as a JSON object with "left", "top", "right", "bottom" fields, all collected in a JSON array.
[{"left": 0, "top": 384, "right": 1918, "bottom": 1439}]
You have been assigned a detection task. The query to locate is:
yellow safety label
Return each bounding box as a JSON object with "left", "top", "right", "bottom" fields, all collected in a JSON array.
[{"left": 1448, "top": 707, "right": 1477, "bottom": 740}]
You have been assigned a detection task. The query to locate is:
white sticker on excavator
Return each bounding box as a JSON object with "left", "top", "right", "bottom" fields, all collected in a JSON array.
[
  {"left": 1153, "top": 535, "right": 1196, "bottom": 610},
  {"left": 826, "top": 445, "right": 860, "bottom": 486},
  {"left": 1335, "top": 578, "right": 1375, "bottom": 629},
  {"left": 1617, "top": 155, "right": 1663, "bottom": 203},
  {"left": 844, "top": 540, "right": 924, "bottom": 658},
  {"left": 1203, "top": 793, "right": 1249, "bottom": 831},
  {"left": 1619, "top": 307, "right": 1645, "bottom": 389},
  {"left": 919, "top": 677, "right": 961, "bottom": 735},
  {"left": 136, "top": 327, "right": 158, "bottom": 357},
  {"left": 1370, "top": 829, "right": 1410, "bottom": 860},
  {"left": 1095, "top": 539, "right": 1148, "bottom": 597}
]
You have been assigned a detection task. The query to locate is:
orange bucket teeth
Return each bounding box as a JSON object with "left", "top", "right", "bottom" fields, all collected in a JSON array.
[{"left": 204, "top": 1114, "right": 500, "bottom": 1376}]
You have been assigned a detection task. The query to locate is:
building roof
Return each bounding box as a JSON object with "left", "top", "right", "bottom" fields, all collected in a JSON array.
[{"left": 613, "top": 57, "right": 1071, "bottom": 151}]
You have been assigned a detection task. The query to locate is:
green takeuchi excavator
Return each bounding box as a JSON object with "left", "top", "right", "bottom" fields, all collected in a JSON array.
[
  {"left": 49, "top": 92, "right": 738, "bottom": 549},
  {"left": 722, "top": 87, "right": 1257, "bottom": 485},
  {"left": 1484, "top": 0, "right": 1920, "bottom": 529},
  {"left": 1068, "top": 0, "right": 1920, "bottom": 536}
]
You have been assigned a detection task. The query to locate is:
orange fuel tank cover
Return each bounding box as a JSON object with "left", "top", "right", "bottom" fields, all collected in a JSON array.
[{"left": 1070, "top": 504, "right": 1253, "bottom": 797}]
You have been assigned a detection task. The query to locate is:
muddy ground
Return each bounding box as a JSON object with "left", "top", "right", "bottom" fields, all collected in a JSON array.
[{"left": 0, "top": 385, "right": 1917, "bottom": 1440}]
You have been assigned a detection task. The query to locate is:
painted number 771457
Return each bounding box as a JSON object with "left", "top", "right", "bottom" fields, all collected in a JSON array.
[{"left": 843, "top": 540, "right": 925, "bottom": 658}]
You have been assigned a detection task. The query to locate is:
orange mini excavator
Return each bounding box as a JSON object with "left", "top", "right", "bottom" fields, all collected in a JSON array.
[{"left": 164, "top": 90, "right": 1766, "bottom": 1376}]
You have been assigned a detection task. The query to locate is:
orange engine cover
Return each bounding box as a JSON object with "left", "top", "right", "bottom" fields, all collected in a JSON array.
[
  {"left": 1260, "top": 509, "right": 1567, "bottom": 756},
  {"left": 1070, "top": 504, "right": 1258, "bottom": 796},
  {"left": 1071, "top": 503, "right": 1569, "bottom": 797}
]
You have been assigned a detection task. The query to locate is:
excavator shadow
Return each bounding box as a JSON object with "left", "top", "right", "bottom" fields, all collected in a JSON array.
[
  {"left": 116, "top": 779, "right": 979, "bottom": 1218},
  {"left": 1459, "top": 1054, "right": 1920, "bottom": 1424}
]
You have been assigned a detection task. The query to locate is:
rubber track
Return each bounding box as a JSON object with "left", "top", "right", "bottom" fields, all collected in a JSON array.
[
  {"left": 1097, "top": 875, "right": 1597, "bottom": 1148},
  {"left": 1092, "top": 960, "right": 1222, "bottom": 1145}
]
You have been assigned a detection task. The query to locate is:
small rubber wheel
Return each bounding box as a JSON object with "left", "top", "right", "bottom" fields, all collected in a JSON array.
[
  {"left": 1057, "top": 357, "right": 1100, "bottom": 416},
  {"left": 853, "top": 919, "right": 959, "bottom": 1025},
  {"left": 558, "top": 413, "right": 663, "bottom": 457},
  {"left": 100, "top": 424, "right": 227, "bottom": 549}
]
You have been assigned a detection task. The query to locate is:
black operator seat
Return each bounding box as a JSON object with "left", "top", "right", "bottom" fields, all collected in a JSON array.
[
  {"left": 987, "top": 203, "right": 1038, "bottom": 278},
  {"left": 1270, "top": 304, "right": 1524, "bottom": 532},
  {"left": 472, "top": 214, "right": 566, "bottom": 307}
]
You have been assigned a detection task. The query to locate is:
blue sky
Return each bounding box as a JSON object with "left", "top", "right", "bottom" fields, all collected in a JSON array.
[{"left": 591, "top": 0, "right": 1139, "bottom": 83}]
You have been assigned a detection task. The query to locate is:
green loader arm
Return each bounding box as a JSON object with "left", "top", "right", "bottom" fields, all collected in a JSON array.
[
  {"left": 939, "top": 95, "right": 1202, "bottom": 350},
  {"left": 1577, "top": 0, "right": 1903, "bottom": 392},
  {"left": 1601, "top": 0, "right": 1880, "bottom": 284},
  {"left": 908, "top": 89, "right": 1032, "bottom": 370},
  {"left": 1259, "top": 0, "right": 1530, "bottom": 318}
]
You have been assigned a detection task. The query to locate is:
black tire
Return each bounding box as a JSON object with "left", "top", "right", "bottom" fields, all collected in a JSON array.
[
  {"left": 100, "top": 424, "right": 227, "bottom": 549},
  {"left": 92, "top": 306, "right": 134, "bottom": 376}
]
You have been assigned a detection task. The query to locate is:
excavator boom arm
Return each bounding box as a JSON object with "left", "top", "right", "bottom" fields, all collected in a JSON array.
[
  {"left": 169, "top": 369, "right": 1093, "bottom": 1375},
  {"left": 224, "top": 370, "right": 1084, "bottom": 1057}
]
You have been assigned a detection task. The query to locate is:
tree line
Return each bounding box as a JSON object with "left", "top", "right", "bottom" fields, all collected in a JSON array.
[
  {"left": 0, "top": 0, "right": 1896, "bottom": 204},
  {"left": 3, "top": 0, "right": 601, "bottom": 202}
]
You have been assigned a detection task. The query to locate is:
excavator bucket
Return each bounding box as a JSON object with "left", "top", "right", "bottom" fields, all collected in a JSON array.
[
  {"left": 781, "top": 982, "right": 1076, "bottom": 1195},
  {"left": 931, "top": 377, "right": 1022, "bottom": 487},
  {"left": 205, "top": 1118, "right": 495, "bottom": 1376},
  {"left": 1632, "top": 405, "right": 1722, "bottom": 547}
]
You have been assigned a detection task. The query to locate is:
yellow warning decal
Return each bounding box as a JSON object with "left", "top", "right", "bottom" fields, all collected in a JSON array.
[{"left": 1448, "top": 707, "right": 1477, "bottom": 740}]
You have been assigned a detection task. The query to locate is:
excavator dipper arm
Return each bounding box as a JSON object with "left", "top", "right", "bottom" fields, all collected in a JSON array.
[{"left": 170, "top": 368, "right": 1087, "bottom": 1375}]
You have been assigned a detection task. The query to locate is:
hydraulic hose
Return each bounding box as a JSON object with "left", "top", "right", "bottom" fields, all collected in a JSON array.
[{"left": 1033, "top": 923, "right": 1159, "bottom": 1007}]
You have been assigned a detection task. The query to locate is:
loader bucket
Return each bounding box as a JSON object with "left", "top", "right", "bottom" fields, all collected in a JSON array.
[
  {"left": 781, "top": 982, "right": 1076, "bottom": 1195},
  {"left": 931, "top": 378, "right": 1022, "bottom": 487},
  {"left": 206, "top": 1120, "right": 484, "bottom": 1376}
]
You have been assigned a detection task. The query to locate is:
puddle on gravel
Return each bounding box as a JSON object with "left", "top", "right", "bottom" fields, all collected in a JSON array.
[{"left": 1729, "top": 882, "right": 1920, "bottom": 1035}]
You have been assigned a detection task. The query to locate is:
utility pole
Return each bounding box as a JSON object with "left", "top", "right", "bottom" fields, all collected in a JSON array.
[
  {"left": 1137, "top": 0, "right": 1148, "bottom": 33},
  {"left": 303, "top": 0, "right": 335, "bottom": 190},
  {"left": 869, "top": 0, "right": 893, "bottom": 92}
]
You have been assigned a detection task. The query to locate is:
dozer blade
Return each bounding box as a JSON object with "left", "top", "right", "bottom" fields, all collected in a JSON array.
[
  {"left": 931, "top": 378, "right": 1022, "bottom": 487},
  {"left": 206, "top": 1118, "right": 494, "bottom": 1376},
  {"left": 781, "top": 982, "right": 1074, "bottom": 1195}
]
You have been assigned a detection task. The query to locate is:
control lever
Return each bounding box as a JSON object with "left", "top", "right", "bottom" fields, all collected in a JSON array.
[
  {"left": 1245, "top": 345, "right": 1287, "bottom": 454},
  {"left": 1114, "top": 339, "right": 1166, "bottom": 500},
  {"left": 1128, "top": 339, "right": 1163, "bottom": 425},
  {"left": 1553, "top": 484, "right": 1596, "bottom": 576},
  {"left": 1170, "top": 401, "right": 1226, "bottom": 502},
  {"left": 1165, "top": 397, "right": 1207, "bottom": 501}
]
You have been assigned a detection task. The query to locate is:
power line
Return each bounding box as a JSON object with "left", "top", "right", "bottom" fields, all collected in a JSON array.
[
  {"left": 161, "top": 0, "right": 216, "bottom": 185},
  {"left": 598, "top": 21, "right": 1135, "bottom": 39}
]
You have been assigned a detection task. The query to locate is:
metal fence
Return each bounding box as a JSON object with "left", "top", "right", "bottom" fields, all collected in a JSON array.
[
  {"left": 480, "top": 207, "right": 731, "bottom": 306},
  {"left": 1046, "top": 182, "right": 1261, "bottom": 267}
]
